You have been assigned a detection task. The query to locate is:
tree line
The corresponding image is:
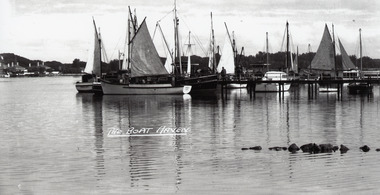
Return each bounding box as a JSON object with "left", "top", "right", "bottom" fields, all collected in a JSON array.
[{"left": 2, "top": 52, "right": 380, "bottom": 75}]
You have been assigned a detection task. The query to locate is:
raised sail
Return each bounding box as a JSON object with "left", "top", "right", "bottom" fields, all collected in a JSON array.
[
  {"left": 217, "top": 33, "right": 235, "bottom": 74},
  {"left": 310, "top": 24, "right": 335, "bottom": 71},
  {"left": 338, "top": 39, "right": 356, "bottom": 70},
  {"left": 130, "top": 19, "right": 169, "bottom": 77},
  {"left": 84, "top": 19, "right": 101, "bottom": 76}
]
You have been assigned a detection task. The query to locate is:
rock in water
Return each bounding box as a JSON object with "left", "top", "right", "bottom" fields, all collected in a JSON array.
[
  {"left": 300, "top": 143, "right": 313, "bottom": 153},
  {"left": 249, "top": 146, "right": 262, "bottom": 150},
  {"left": 376, "top": 148, "right": 380, "bottom": 152},
  {"left": 241, "top": 148, "right": 249, "bottom": 150},
  {"left": 288, "top": 143, "right": 300, "bottom": 153},
  {"left": 319, "top": 144, "right": 334, "bottom": 153},
  {"left": 340, "top": 144, "right": 349, "bottom": 153},
  {"left": 332, "top": 146, "right": 339, "bottom": 152},
  {"left": 360, "top": 145, "right": 370, "bottom": 152}
]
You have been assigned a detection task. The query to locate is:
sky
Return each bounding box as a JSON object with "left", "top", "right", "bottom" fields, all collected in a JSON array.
[{"left": 0, "top": 0, "right": 379, "bottom": 63}]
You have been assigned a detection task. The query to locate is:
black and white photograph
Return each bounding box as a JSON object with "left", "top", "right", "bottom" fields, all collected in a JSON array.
[{"left": 1, "top": 0, "right": 380, "bottom": 194}]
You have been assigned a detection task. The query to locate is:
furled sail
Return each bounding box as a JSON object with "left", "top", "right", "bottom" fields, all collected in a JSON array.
[
  {"left": 217, "top": 33, "right": 235, "bottom": 74},
  {"left": 84, "top": 19, "right": 101, "bottom": 76},
  {"left": 309, "top": 24, "right": 335, "bottom": 71},
  {"left": 338, "top": 39, "right": 357, "bottom": 70},
  {"left": 130, "top": 19, "right": 169, "bottom": 77}
]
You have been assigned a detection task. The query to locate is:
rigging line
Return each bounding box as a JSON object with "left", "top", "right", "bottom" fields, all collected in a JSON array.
[
  {"left": 177, "top": 13, "right": 207, "bottom": 56},
  {"left": 280, "top": 25, "right": 287, "bottom": 52},
  {"left": 192, "top": 33, "right": 207, "bottom": 56},
  {"left": 157, "top": 8, "right": 175, "bottom": 23},
  {"left": 110, "top": 35, "right": 123, "bottom": 61}
]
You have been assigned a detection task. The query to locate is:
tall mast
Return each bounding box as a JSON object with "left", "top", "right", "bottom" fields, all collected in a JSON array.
[
  {"left": 308, "top": 43, "right": 311, "bottom": 77},
  {"left": 122, "top": 7, "right": 132, "bottom": 71},
  {"left": 174, "top": 0, "right": 182, "bottom": 75},
  {"left": 97, "top": 26, "right": 102, "bottom": 78},
  {"left": 359, "top": 28, "right": 363, "bottom": 73},
  {"left": 186, "top": 31, "right": 192, "bottom": 75},
  {"left": 285, "top": 21, "right": 289, "bottom": 73},
  {"left": 266, "top": 32, "right": 269, "bottom": 73},
  {"left": 332, "top": 23, "right": 337, "bottom": 77},
  {"left": 210, "top": 12, "right": 216, "bottom": 73}
]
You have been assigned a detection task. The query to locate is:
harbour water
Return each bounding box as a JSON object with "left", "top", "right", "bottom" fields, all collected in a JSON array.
[{"left": 1, "top": 76, "right": 380, "bottom": 194}]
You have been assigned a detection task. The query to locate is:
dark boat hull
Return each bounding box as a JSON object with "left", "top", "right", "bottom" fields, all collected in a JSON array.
[
  {"left": 348, "top": 83, "right": 373, "bottom": 94},
  {"left": 179, "top": 75, "right": 218, "bottom": 94}
]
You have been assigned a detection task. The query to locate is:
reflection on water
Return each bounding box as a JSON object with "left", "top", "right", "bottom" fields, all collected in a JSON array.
[{"left": 1, "top": 77, "right": 380, "bottom": 194}]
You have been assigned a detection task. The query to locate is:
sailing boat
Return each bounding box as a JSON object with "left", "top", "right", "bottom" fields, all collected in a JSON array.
[
  {"left": 255, "top": 29, "right": 291, "bottom": 92},
  {"left": 100, "top": 11, "right": 191, "bottom": 95},
  {"left": 177, "top": 12, "right": 218, "bottom": 94},
  {"left": 75, "top": 18, "right": 103, "bottom": 93},
  {"left": 347, "top": 28, "right": 373, "bottom": 94},
  {"left": 309, "top": 24, "right": 355, "bottom": 92},
  {"left": 217, "top": 23, "right": 246, "bottom": 88}
]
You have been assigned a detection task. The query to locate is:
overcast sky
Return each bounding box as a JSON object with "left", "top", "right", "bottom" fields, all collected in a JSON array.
[{"left": 0, "top": 0, "right": 379, "bottom": 63}]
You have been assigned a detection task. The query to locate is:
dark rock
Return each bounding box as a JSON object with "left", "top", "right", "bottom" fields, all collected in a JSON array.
[
  {"left": 340, "top": 144, "right": 349, "bottom": 153},
  {"left": 360, "top": 145, "right": 370, "bottom": 152},
  {"left": 269, "top": 146, "right": 286, "bottom": 151},
  {"left": 249, "top": 146, "right": 262, "bottom": 150},
  {"left": 300, "top": 143, "right": 313, "bottom": 153},
  {"left": 241, "top": 148, "right": 249, "bottom": 150},
  {"left": 332, "top": 146, "right": 339, "bottom": 152},
  {"left": 319, "top": 144, "right": 334, "bottom": 153},
  {"left": 376, "top": 148, "right": 380, "bottom": 152},
  {"left": 288, "top": 143, "right": 300, "bottom": 153},
  {"left": 311, "top": 143, "right": 321, "bottom": 153}
]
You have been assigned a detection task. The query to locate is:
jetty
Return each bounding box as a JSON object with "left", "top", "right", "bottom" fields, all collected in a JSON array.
[{"left": 219, "top": 78, "right": 379, "bottom": 99}]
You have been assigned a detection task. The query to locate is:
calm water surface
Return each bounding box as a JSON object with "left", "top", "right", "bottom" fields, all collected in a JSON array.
[{"left": 1, "top": 77, "right": 380, "bottom": 194}]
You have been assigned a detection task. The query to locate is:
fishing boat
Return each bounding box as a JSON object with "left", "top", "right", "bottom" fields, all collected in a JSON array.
[
  {"left": 75, "top": 18, "right": 104, "bottom": 93},
  {"left": 309, "top": 24, "right": 356, "bottom": 92},
  {"left": 178, "top": 13, "right": 218, "bottom": 94},
  {"left": 256, "top": 71, "right": 291, "bottom": 92},
  {"left": 100, "top": 11, "right": 191, "bottom": 95},
  {"left": 347, "top": 28, "right": 373, "bottom": 94},
  {"left": 157, "top": 7, "right": 218, "bottom": 94}
]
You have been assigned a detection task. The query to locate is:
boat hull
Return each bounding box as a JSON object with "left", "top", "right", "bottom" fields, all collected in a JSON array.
[
  {"left": 226, "top": 83, "right": 247, "bottom": 88},
  {"left": 180, "top": 75, "right": 218, "bottom": 94},
  {"left": 255, "top": 83, "right": 291, "bottom": 92},
  {"left": 347, "top": 83, "right": 373, "bottom": 94},
  {"left": 75, "top": 82, "right": 102, "bottom": 93},
  {"left": 76, "top": 82, "right": 94, "bottom": 93},
  {"left": 101, "top": 82, "right": 191, "bottom": 95}
]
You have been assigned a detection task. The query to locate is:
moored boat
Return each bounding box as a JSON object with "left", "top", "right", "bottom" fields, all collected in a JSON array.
[
  {"left": 255, "top": 71, "right": 291, "bottom": 92},
  {"left": 100, "top": 11, "right": 191, "bottom": 95},
  {"left": 75, "top": 18, "right": 104, "bottom": 93},
  {"left": 347, "top": 28, "right": 373, "bottom": 95}
]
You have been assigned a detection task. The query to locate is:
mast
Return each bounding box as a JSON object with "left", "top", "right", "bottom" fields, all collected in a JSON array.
[
  {"left": 332, "top": 23, "right": 337, "bottom": 77},
  {"left": 174, "top": 0, "right": 182, "bottom": 75},
  {"left": 186, "top": 31, "right": 192, "bottom": 76},
  {"left": 96, "top": 25, "right": 102, "bottom": 78},
  {"left": 210, "top": 12, "right": 216, "bottom": 73},
  {"left": 359, "top": 28, "right": 363, "bottom": 74},
  {"left": 266, "top": 32, "right": 269, "bottom": 73},
  {"left": 286, "top": 21, "right": 289, "bottom": 73}
]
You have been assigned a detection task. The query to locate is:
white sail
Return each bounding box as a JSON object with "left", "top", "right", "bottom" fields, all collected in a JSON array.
[
  {"left": 217, "top": 33, "right": 235, "bottom": 74},
  {"left": 84, "top": 19, "right": 101, "bottom": 76},
  {"left": 164, "top": 49, "right": 173, "bottom": 73}
]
